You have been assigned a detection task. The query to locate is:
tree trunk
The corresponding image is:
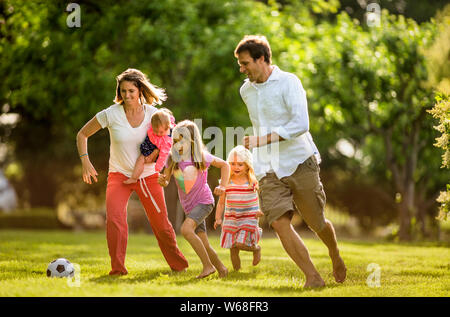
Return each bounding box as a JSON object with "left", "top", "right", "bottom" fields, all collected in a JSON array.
[{"left": 398, "top": 184, "right": 414, "bottom": 241}]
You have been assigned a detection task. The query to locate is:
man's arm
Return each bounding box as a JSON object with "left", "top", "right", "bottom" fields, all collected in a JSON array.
[
  {"left": 243, "top": 133, "right": 285, "bottom": 150},
  {"left": 243, "top": 74, "right": 309, "bottom": 150}
]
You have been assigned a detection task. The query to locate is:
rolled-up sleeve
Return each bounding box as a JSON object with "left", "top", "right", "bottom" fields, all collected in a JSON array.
[
  {"left": 95, "top": 109, "right": 109, "bottom": 129},
  {"left": 272, "top": 75, "right": 309, "bottom": 140}
]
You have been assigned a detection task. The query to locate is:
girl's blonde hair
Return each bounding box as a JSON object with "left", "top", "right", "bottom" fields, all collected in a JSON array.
[
  {"left": 166, "top": 120, "right": 209, "bottom": 175},
  {"left": 227, "top": 145, "right": 259, "bottom": 190},
  {"left": 114, "top": 68, "right": 167, "bottom": 106}
]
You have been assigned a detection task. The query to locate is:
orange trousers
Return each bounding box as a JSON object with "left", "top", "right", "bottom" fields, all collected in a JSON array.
[{"left": 106, "top": 172, "right": 188, "bottom": 275}]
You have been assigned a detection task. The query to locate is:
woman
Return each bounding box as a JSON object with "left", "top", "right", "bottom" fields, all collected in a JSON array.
[{"left": 76, "top": 68, "right": 188, "bottom": 275}]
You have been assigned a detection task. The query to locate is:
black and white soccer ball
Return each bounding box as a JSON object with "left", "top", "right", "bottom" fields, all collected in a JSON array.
[{"left": 46, "top": 258, "right": 75, "bottom": 278}]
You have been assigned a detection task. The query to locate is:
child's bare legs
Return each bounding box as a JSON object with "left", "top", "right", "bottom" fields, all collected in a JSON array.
[
  {"left": 197, "top": 231, "right": 228, "bottom": 277},
  {"left": 230, "top": 247, "right": 241, "bottom": 271},
  {"left": 234, "top": 242, "right": 261, "bottom": 266},
  {"left": 123, "top": 155, "right": 145, "bottom": 184},
  {"left": 180, "top": 218, "right": 216, "bottom": 279}
]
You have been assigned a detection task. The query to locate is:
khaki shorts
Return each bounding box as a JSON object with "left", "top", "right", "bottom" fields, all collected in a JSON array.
[{"left": 258, "top": 155, "right": 327, "bottom": 232}]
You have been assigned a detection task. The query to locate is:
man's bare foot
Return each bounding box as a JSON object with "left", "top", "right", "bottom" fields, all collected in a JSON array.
[
  {"left": 123, "top": 178, "right": 137, "bottom": 184},
  {"left": 252, "top": 245, "right": 261, "bottom": 266},
  {"left": 331, "top": 254, "right": 347, "bottom": 283},
  {"left": 196, "top": 268, "right": 216, "bottom": 279},
  {"left": 303, "top": 275, "right": 325, "bottom": 288}
]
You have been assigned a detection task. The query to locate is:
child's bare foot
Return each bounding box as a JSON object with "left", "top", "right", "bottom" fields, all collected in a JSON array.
[
  {"left": 303, "top": 274, "right": 325, "bottom": 288},
  {"left": 123, "top": 178, "right": 137, "bottom": 184},
  {"left": 196, "top": 267, "right": 216, "bottom": 279},
  {"left": 252, "top": 245, "right": 261, "bottom": 266},
  {"left": 218, "top": 266, "right": 228, "bottom": 278},
  {"left": 331, "top": 254, "right": 347, "bottom": 283}
]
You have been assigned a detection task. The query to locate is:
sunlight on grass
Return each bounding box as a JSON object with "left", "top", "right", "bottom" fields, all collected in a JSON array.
[{"left": 0, "top": 230, "right": 448, "bottom": 297}]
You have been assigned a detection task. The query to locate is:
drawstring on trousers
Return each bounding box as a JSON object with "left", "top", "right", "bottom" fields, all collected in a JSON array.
[{"left": 139, "top": 178, "right": 161, "bottom": 213}]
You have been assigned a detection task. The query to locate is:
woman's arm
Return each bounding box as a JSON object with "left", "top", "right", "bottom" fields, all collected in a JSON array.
[
  {"left": 210, "top": 155, "right": 230, "bottom": 196},
  {"left": 76, "top": 116, "right": 102, "bottom": 184}
]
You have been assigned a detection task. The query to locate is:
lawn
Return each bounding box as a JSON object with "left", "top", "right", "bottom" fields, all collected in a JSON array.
[{"left": 0, "top": 230, "right": 448, "bottom": 297}]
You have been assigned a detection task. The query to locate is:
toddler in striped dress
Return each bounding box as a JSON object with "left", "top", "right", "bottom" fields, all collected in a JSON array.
[{"left": 214, "top": 145, "right": 263, "bottom": 271}]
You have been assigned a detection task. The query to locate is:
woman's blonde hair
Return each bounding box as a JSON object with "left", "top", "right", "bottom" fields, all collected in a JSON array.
[
  {"left": 227, "top": 145, "right": 259, "bottom": 190},
  {"left": 114, "top": 68, "right": 167, "bottom": 106},
  {"left": 166, "top": 120, "right": 209, "bottom": 175}
]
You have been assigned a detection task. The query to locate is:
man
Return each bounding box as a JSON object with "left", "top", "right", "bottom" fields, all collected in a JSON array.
[{"left": 235, "top": 35, "right": 346, "bottom": 288}]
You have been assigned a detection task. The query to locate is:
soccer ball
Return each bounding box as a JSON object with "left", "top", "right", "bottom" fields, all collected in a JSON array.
[{"left": 46, "top": 258, "right": 75, "bottom": 278}]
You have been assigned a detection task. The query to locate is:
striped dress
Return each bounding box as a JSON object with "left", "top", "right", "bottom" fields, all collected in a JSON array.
[{"left": 220, "top": 181, "right": 263, "bottom": 249}]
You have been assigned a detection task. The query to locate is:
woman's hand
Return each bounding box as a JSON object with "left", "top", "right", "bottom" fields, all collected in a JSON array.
[
  {"left": 158, "top": 173, "right": 169, "bottom": 187},
  {"left": 81, "top": 158, "right": 98, "bottom": 184}
]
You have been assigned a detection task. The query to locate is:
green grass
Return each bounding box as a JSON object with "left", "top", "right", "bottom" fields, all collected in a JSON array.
[{"left": 0, "top": 230, "right": 448, "bottom": 297}]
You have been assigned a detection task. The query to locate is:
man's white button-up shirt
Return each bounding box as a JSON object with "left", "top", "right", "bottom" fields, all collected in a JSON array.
[{"left": 240, "top": 65, "right": 320, "bottom": 180}]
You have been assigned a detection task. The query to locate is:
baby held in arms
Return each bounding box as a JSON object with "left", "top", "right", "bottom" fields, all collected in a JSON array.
[{"left": 124, "top": 108, "right": 175, "bottom": 184}]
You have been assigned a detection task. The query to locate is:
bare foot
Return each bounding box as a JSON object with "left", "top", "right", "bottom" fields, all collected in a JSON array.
[
  {"left": 196, "top": 268, "right": 216, "bottom": 279},
  {"left": 331, "top": 254, "right": 347, "bottom": 283},
  {"left": 252, "top": 245, "right": 261, "bottom": 266},
  {"left": 303, "top": 275, "right": 325, "bottom": 288},
  {"left": 218, "top": 266, "right": 228, "bottom": 278},
  {"left": 123, "top": 178, "right": 137, "bottom": 184}
]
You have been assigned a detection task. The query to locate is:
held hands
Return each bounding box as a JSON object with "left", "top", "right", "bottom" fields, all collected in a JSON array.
[
  {"left": 214, "top": 218, "right": 222, "bottom": 230},
  {"left": 213, "top": 185, "right": 226, "bottom": 196},
  {"left": 81, "top": 158, "right": 98, "bottom": 184},
  {"left": 158, "top": 173, "right": 169, "bottom": 187}
]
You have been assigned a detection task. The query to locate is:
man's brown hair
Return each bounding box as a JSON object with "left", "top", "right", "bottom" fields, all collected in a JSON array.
[{"left": 234, "top": 35, "right": 272, "bottom": 64}]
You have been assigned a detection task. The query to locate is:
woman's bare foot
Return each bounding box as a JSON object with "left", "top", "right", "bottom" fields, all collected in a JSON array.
[
  {"left": 303, "top": 274, "right": 325, "bottom": 288},
  {"left": 196, "top": 267, "right": 216, "bottom": 279},
  {"left": 331, "top": 254, "right": 347, "bottom": 283},
  {"left": 252, "top": 245, "right": 261, "bottom": 266},
  {"left": 123, "top": 178, "right": 137, "bottom": 184}
]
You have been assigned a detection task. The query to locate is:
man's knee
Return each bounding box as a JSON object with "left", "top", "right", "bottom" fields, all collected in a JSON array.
[{"left": 271, "top": 214, "right": 292, "bottom": 232}]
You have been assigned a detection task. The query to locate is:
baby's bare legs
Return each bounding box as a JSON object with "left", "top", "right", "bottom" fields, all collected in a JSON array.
[{"left": 123, "top": 155, "right": 146, "bottom": 184}]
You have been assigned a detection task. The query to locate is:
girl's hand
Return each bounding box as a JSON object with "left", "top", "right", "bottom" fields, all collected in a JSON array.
[
  {"left": 158, "top": 173, "right": 169, "bottom": 187},
  {"left": 255, "top": 211, "right": 264, "bottom": 218},
  {"left": 81, "top": 158, "right": 98, "bottom": 184},
  {"left": 214, "top": 218, "right": 222, "bottom": 229},
  {"left": 214, "top": 185, "right": 226, "bottom": 196}
]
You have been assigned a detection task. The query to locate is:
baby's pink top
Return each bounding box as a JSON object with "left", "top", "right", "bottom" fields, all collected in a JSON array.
[{"left": 147, "top": 116, "right": 175, "bottom": 172}]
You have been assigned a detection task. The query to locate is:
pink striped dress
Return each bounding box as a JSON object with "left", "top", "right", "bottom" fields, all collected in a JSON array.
[{"left": 220, "top": 180, "right": 263, "bottom": 248}]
